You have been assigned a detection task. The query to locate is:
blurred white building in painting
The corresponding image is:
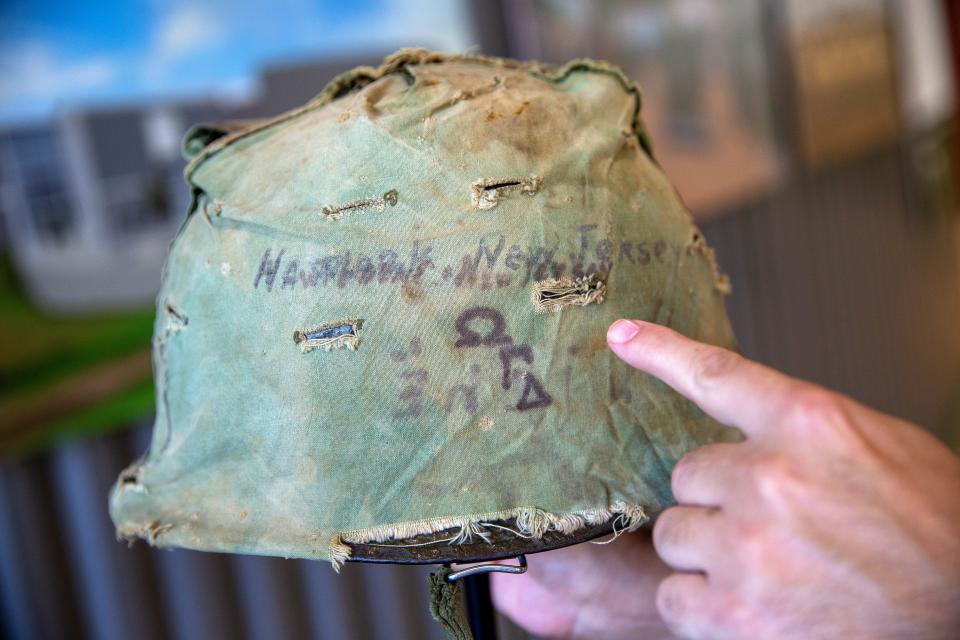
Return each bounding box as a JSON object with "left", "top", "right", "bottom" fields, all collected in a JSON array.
[{"left": 0, "top": 54, "right": 383, "bottom": 312}]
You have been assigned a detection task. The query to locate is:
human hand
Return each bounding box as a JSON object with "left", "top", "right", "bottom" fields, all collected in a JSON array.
[
  {"left": 607, "top": 319, "right": 960, "bottom": 639},
  {"left": 491, "top": 529, "right": 675, "bottom": 639}
]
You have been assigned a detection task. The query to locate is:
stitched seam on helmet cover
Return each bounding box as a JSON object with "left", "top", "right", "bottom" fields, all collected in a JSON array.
[
  {"left": 531, "top": 274, "right": 606, "bottom": 313},
  {"left": 322, "top": 190, "right": 398, "bottom": 219},
  {"left": 150, "top": 300, "right": 188, "bottom": 455},
  {"left": 294, "top": 319, "right": 362, "bottom": 352},
  {"left": 470, "top": 176, "right": 542, "bottom": 210}
]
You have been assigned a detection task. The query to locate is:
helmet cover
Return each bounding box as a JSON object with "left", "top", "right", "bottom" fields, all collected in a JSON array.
[{"left": 110, "top": 49, "right": 737, "bottom": 569}]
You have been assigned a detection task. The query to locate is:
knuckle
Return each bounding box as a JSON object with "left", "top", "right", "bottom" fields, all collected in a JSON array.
[
  {"left": 786, "top": 387, "right": 849, "bottom": 433},
  {"left": 672, "top": 443, "right": 731, "bottom": 502},
  {"left": 657, "top": 575, "right": 717, "bottom": 638},
  {"left": 690, "top": 347, "right": 742, "bottom": 392},
  {"left": 652, "top": 509, "right": 679, "bottom": 552},
  {"left": 655, "top": 575, "right": 687, "bottom": 623},
  {"left": 734, "top": 520, "right": 770, "bottom": 567},
  {"left": 749, "top": 453, "right": 799, "bottom": 504},
  {"left": 671, "top": 453, "right": 695, "bottom": 493},
  {"left": 751, "top": 452, "right": 792, "bottom": 482},
  {"left": 721, "top": 595, "right": 758, "bottom": 638},
  {"left": 658, "top": 574, "right": 756, "bottom": 638}
]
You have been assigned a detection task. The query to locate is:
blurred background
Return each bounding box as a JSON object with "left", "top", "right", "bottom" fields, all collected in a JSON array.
[{"left": 1, "top": 0, "right": 958, "bottom": 638}]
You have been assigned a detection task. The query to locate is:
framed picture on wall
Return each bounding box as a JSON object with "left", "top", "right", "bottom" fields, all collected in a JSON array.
[
  {"left": 782, "top": 0, "right": 901, "bottom": 170},
  {"left": 503, "top": 0, "right": 784, "bottom": 219}
]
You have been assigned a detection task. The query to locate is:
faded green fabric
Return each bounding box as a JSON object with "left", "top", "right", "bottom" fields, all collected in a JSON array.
[
  {"left": 428, "top": 567, "right": 473, "bottom": 640},
  {"left": 110, "top": 49, "right": 738, "bottom": 564}
]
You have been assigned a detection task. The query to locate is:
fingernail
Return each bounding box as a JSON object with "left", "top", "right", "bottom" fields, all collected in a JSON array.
[{"left": 607, "top": 319, "right": 642, "bottom": 344}]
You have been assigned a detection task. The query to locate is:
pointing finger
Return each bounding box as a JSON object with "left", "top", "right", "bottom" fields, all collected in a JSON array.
[{"left": 607, "top": 320, "right": 807, "bottom": 438}]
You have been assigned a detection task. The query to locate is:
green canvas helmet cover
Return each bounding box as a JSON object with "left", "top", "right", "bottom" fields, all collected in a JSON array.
[{"left": 110, "top": 49, "right": 738, "bottom": 568}]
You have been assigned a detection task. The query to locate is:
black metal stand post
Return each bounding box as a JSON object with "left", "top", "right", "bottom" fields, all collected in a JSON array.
[{"left": 462, "top": 573, "right": 497, "bottom": 640}]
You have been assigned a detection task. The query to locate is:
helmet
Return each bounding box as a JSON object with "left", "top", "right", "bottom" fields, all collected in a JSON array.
[{"left": 110, "top": 49, "right": 736, "bottom": 574}]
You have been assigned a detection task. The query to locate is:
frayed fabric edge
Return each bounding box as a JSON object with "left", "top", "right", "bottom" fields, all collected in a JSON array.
[
  {"left": 184, "top": 48, "right": 655, "bottom": 181},
  {"left": 687, "top": 231, "right": 732, "bottom": 295},
  {"left": 327, "top": 501, "right": 648, "bottom": 572}
]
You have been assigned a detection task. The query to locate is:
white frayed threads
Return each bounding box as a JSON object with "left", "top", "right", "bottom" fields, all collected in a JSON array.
[
  {"left": 591, "top": 502, "right": 649, "bottom": 545},
  {"left": 470, "top": 176, "right": 542, "bottom": 210},
  {"left": 687, "top": 231, "right": 732, "bottom": 295},
  {"left": 514, "top": 508, "right": 552, "bottom": 538},
  {"left": 330, "top": 536, "right": 352, "bottom": 572},
  {"left": 327, "top": 502, "right": 648, "bottom": 571},
  {"left": 451, "top": 520, "right": 492, "bottom": 545},
  {"left": 116, "top": 521, "right": 173, "bottom": 547},
  {"left": 322, "top": 189, "right": 398, "bottom": 219},
  {"left": 531, "top": 274, "right": 606, "bottom": 313}
]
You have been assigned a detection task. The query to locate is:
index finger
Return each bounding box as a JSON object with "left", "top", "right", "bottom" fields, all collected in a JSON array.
[{"left": 606, "top": 319, "right": 803, "bottom": 437}]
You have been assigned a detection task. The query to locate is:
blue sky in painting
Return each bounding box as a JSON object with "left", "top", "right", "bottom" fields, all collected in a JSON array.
[{"left": 0, "top": 0, "right": 474, "bottom": 124}]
